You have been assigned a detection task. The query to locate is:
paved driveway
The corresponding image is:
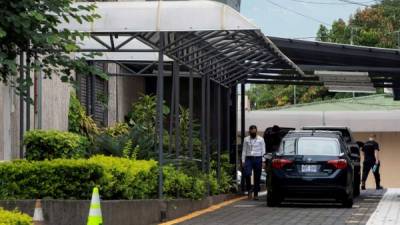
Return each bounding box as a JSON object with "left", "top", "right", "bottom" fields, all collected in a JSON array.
[{"left": 178, "top": 190, "right": 384, "bottom": 225}]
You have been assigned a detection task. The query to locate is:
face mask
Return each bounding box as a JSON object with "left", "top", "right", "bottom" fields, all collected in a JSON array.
[{"left": 250, "top": 133, "right": 257, "bottom": 138}]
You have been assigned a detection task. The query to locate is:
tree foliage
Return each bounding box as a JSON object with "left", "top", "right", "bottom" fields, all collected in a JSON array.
[
  {"left": 0, "top": 0, "right": 103, "bottom": 94},
  {"left": 248, "top": 85, "right": 332, "bottom": 109},
  {"left": 317, "top": 0, "right": 400, "bottom": 48}
]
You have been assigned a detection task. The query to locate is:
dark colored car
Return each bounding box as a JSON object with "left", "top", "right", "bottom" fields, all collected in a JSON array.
[
  {"left": 266, "top": 130, "right": 357, "bottom": 208},
  {"left": 302, "top": 126, "right": 361, "bottom": 197}
]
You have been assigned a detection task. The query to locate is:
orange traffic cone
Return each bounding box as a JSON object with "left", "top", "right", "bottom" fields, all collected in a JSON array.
[{"left": 33, "top": 199, "right": 44, "bottom": 225}]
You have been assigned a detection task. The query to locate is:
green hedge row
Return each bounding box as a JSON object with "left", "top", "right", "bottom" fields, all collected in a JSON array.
[
  {"left": 0, "top": 156, "right": 218, "bottom": 200},
  {"left": 24, "top": 130, "right": 89, "bottom": 160},
  {"left": 0, "top": 208, "right": 32, "bottom": 225}
]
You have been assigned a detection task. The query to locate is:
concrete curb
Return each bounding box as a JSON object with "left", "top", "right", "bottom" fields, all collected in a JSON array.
[{"left": 0, "top": 194, "right": 238, "bottom": 225}]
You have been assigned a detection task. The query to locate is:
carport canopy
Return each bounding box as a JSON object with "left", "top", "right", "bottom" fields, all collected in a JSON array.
[{"left": 60, "top": 1, "right": 305, "bottom": 87}]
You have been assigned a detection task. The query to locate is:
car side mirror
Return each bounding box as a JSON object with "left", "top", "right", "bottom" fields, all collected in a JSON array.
[{"left": 264, "top": 153, "right": 273, "bottom": 160}]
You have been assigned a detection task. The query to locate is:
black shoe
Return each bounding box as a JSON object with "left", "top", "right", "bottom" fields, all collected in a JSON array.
[
  {"left": 247, "top": 192, "right": 252, "bottom": 200},
  {"left": 376, "top": 186, "right": 383, "bottom": 190},
  {"left": 361, "top": 185, "right": 366, "bottom": 190},
  {"left": 253, "top": 192, "right": 259, "bottom": 201}
]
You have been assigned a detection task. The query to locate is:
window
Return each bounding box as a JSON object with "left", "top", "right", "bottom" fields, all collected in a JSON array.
[
  {"left": 76, "top": 62, "right": 108, "bottom": 127},
  {"left": 280, "top": 138, "right": 296, "bottom": 155},
  {"left": 297, "top": 137, "right": 340, "bottom": 156}
]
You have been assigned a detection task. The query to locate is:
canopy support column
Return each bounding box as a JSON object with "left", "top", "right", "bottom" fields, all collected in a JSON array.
[
  {"left": 217, "top": 84, "right": 221, "bottom": 185},
  {"left": 157, "top": 32, "right": 165, "bottom": 199},
  {"left": 241, "top": 83, "right": 245, "bottom": 144},
  {"left": 226, "top": 87, "right": 231, "bottom": 172},
  {"left": 26, "top": 52, "right": 31, "bottom": 132},
  {"left": 188, "top": 69, "right": 194, "bottom": 159},
  {"left": 19, "top": 51, "right": 24, "bottom": 159},
  {"left": 201, "top": 75, "right": 206, "bottom": 172},
  {"left": 206, "top": 74, "right": 211, "bottom": 196},
  {"left": 173, "top": 61, "right": 181, "bottom": 161},
  {"left": 168, "top": 70, "right": 175, "bottom": 156}
]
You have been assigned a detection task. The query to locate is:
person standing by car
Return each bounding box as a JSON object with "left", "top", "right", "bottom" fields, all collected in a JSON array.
[
  {"left": 242, "top": 125, "right": 266, "bottom": 200},
  {"left": 361, "top": 134, "right": 383, "bottom": 190}
]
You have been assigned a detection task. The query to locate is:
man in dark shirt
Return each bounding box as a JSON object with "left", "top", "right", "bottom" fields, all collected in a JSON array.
[{"left": 361, "top": 134, "right": 383, "bottom": 190}]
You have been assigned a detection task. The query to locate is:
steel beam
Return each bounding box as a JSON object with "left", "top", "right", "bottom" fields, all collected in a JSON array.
[
  {"left": 157, "top": 32, "right": 165, "bottom": 199},
  {"left": 189, "top": 69, "right": 194, "bottom": 159},
  {"left": 19, "top": 52, "right": 24, "bottom": 159},
  {"left": 217, "top": 84, "right": 221, "bottom": 185},
  {"left": 173, "top": 61, "right": 181, "bottom": 161},
  {"left": 201, "top": 74, "right": 206, "bottom": 172},
  {"left": 240, "top": 83, "right": 245, "bottom": 145},
  {"left": 206, "top": 74, "right": 211, "bottom": 196},
  {"left": 26, "top": 52, "right": 31, "bottom": 132}
]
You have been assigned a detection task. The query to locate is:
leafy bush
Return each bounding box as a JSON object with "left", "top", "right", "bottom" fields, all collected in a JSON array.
[
  {"left": 102, "top": 122, "right": 129, "bottom": 137},
  {"left": 90, "top": 125, "right": 157, "bottom": 160},
  {"left": 24, "top": 130, "right": 89, "bottom": 160},
  {"left": 68, "top": 92, "right": 99, "bottom": 140},
  {"left": 0, "top": 208, "right": 32, "bottom": 225},
  {"left": 163, "top": 165, "right": 206, "bottom": 200},
  {"left": 0, "top": 156, "right": 219, "bottom": 200}
]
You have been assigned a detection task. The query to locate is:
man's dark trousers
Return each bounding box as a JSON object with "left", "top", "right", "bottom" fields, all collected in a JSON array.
[
  {"left": 362, "top": 161, "right": 381, "bottom": 188},
  {"left": 244, "top": 156, "right": 262, "bottom": 196}
]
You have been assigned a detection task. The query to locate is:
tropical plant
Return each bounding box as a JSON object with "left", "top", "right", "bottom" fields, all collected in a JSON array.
[{"left": 68, "top": 92, "right": 99, "bottom": 140}]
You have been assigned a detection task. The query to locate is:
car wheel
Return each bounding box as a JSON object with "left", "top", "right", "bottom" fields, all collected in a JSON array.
[
  {"left": 353, "top": 180, "right": 360, "bottom": 197},
  {"left": 267, "top": 191, "right": 282, "bottom": 207},
  {"left": 341, "top": 193, "right": 354, "bottom": 208},
  {"left": 354, "top": 170, "right": 361, "bottom": 197}
]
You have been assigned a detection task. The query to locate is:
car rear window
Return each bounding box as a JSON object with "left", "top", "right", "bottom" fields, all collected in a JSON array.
[
  {"left": 280, "top": 138, "right": 296, "bottom": 155},
  {"left": 297, "top": 137, "right": 340, "bottom": 156}
]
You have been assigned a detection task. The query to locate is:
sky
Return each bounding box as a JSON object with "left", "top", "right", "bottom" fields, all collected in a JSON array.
[{"left": 241, "top": 0, "right": 376, "bottom": 39}]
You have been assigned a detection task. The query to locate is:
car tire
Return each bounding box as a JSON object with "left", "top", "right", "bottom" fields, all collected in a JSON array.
[
  {"left": 266, "top": 191, "right": 281, "bottom": 207},
  {"left": 341, "top": 193, "right": 354, "bottom": 208},
  {"left": 354, "top": 180, "right": 360, "bottom": 197},
  {"left": 354, "top": 170, "right": 361, "bottom": 197}
]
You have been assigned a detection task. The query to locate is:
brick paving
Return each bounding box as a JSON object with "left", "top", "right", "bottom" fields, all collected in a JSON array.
[{"left": 178, "top": 189, "right": 385, "bottom": 225}]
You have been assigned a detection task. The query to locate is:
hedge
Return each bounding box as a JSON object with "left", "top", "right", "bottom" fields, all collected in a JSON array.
[
  {"left": 24, "top": 130, "right": 89, "bottom": 160},
  {"left": 0, "top": 208, "right": 32, "bottom": 225},
  {"left": 0, "top": 156, "right": 214, "bottom": 200}
]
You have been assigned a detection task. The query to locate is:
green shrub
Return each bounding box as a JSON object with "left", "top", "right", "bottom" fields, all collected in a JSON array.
[
  {"left": 0, "top": 208, "right": 32, "bottom": 225},
  {"left": 68, "top": 92, "right": 99, "bottom": 139},
  {"left": 24, "top": 130, "right": 90, "bottom": 160},
  {"left": 0, "top": 156, "right": 216, "bottom": 200},
  {"left": 163, "top": 165, "right": 206, "bottom": 200}
]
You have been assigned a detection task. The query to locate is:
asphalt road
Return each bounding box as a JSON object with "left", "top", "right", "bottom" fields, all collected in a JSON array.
[{"left": 178, "top": 189, "right": 384, "bottom": 225}]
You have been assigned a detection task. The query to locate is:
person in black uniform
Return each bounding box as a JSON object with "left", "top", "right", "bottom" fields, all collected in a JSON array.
[
  {"left": 361, "top": 134, "right": 383, "bottom": 190},
  {"left": 263, "top": 125, "right": 282, "bottom": 154}
]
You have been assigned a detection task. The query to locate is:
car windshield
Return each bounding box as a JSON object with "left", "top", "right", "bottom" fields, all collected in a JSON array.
[
  {"left": 280, "top": 137, "right": 340, "bottom": 156},
  {"left": 297, "top": 137, "right": 340, "bottom": 156}
]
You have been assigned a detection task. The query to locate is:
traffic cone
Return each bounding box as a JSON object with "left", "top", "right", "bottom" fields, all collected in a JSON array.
[
  {"left": 32, "top": 199, "right": 44, "bottom": 225},
  {"left": 87, "top": 187, "right": 103, "bottom": 225}
]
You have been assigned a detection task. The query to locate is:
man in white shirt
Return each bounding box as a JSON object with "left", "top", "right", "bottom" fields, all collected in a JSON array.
[{"left": 242, "top": 125, "right": 266, "bottom": 200}]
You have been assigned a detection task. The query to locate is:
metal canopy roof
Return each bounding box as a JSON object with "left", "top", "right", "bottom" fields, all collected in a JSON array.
[
  {"left": 265, "top": 37, "right": 400, "bottom": 89},
  {"left": 61, "top": 1, "right": 304, "bottom": 87}
]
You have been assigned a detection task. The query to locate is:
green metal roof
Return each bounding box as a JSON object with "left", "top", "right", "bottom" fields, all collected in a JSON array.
[{"left": 270, "top": 94, "right": 400, "bottom": 111}]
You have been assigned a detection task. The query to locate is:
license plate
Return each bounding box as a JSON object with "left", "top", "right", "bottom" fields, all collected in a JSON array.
[{"left": 301, "top": 165, "right": 317, "bottom": 173}]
